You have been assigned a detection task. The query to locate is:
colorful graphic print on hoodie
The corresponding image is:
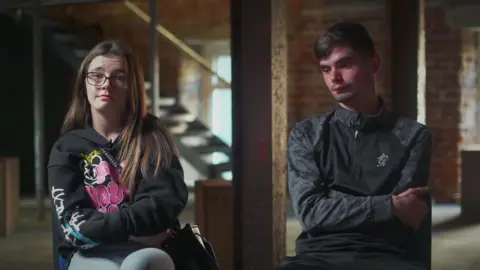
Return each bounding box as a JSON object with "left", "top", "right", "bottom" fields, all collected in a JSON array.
[{"left": 80, "top": 149, "right": 130, "bottom": 213}]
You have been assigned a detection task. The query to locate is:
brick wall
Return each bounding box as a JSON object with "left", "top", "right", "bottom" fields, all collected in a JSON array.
[
  {"left": 425, "top": 5, "right": 461, "bottom": 203},
  {"left": 287, "top": 1, "right": 461, "bottom": 202},
  {"left": 459, "top": 30, "right": 479, "bottom": 144}
]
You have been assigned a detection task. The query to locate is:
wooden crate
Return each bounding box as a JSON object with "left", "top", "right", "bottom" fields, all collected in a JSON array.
[
  {"left": 195, "top": 179, "right": 233, "bottom": 270},
  {"left": 0, "top": 157, "right": 20, "bottom": 237}
]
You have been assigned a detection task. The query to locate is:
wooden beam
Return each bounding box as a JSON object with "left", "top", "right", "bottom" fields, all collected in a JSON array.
[
  {"left": 271, "top": 0, "right": 288, "bottom": 265},
  {"left": 390, "top": 0, "right": 420, "bottom": 119},
  {"left": 0, "top": 0, "right": 117, "bottom": 8},
  {"left": 231, "top": 0, "right": 287, "bottom": 269}
]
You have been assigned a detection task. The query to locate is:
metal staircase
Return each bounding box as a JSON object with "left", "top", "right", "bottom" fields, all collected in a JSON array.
[{"left": 17, "top": 14, "right": 232, "bottom": 180}]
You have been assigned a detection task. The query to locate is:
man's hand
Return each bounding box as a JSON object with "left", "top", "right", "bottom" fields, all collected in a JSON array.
[
  {"left": 397, "top": 187, "right": 429, "bottom": 198},
  {"left": 392, "top": 187, "right": 429, "bottom": 230}
]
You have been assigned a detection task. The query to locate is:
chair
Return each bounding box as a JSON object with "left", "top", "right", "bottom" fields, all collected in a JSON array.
[
  {"left": 51, "top": 201, "right": 68, "bottom": 270},
  {"left": 403, "top": 198, "right": 432, "bottom": 270},
  {"left": 58, "top": 257, "right": 68, "bottom": 270}
]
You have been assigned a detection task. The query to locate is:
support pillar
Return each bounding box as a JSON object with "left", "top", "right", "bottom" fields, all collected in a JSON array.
[
  {"left": 390, "top": 0, "right": 420, "bottom": 119},
  {"left": 271, "top": 0, "right": 288, "bottom": 264},
  {"left": 149, "top": 0, "right": 160, "bottom": 116},
  {"left": 33, "top": 0, "right": 45, "bottom": 221},
  {"left": 391, "top": 3, "right": 431, "bottom": 268},
  {"left": 231, "top": 0, "right": 288, "bottom": 269}
]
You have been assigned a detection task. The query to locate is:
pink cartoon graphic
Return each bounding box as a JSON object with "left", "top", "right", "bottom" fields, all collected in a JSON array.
[
  {"left": 84, "top": 157, "right": 130, "bottom": 213},
  {"left": 95, "top": 161, "right": 111, "bottom": 185}
]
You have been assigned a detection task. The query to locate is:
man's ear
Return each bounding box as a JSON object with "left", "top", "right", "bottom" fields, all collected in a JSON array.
[{"left": 372, "top": 53, "right": 382, "bottom": 74}]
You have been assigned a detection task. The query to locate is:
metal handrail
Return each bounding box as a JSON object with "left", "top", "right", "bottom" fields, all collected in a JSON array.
[{"left": 123, "top": 0, "right": 231, "bottom": 88}]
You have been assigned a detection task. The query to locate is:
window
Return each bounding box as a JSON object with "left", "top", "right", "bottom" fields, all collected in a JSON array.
[{"left": 210, "top": 55, "right": 232, "bottom": 180}]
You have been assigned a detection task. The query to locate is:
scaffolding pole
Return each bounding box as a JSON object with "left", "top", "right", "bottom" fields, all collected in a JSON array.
[
  {"left": 33, "top": 0, "right": 45, "bottom": 220},
  {"left": 149, "top": 0, "right": 160, "bottom": 116}
]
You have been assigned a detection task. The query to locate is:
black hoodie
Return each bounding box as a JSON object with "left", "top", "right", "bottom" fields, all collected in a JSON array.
[{"left": 48, "top": 125, "right": 188, "bottom": 262}]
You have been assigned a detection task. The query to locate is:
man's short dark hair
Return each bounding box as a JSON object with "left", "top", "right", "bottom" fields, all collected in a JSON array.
[{"left": 313, "top": 22, "right": 376, "bottom": 61}]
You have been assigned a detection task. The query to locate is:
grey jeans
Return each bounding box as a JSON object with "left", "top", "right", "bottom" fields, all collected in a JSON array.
[
  {"left": 68, "top": 241, "right": 175, "bottom": 270},
  {"left": 275, "top": 252, "right": 427, "bottom": 270}
]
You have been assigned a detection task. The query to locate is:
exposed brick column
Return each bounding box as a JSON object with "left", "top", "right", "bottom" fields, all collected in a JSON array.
[{"left": 425, "top": 5, "right": 462, "bottom": 203}]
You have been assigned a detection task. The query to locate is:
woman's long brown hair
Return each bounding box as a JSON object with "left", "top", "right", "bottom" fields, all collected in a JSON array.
[{"left": 61, "top": 40, "right": 178, "bottom": 190}]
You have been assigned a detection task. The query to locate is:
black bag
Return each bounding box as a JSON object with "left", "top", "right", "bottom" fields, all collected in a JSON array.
[
  {"left": 98, "top": 147, "right": 221, "bottom": 270},
  {"left": 161, "top": 223, "right": 221, "bottom": 270}
]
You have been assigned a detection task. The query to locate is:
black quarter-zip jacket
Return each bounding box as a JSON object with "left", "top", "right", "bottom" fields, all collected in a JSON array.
[
  {"left": 288, "top": 100, "right": 432, "bottom": 260},
  {"left": 48, "top": 120, "right": 188, "bottom": 262}
]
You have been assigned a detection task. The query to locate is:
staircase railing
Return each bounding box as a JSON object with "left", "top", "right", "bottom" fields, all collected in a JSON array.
[{"left": 123, "top": 0, "right": 231, "bottom": 89}]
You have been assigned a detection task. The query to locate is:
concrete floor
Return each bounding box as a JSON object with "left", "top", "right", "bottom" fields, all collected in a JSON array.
[{"left": 0, "top": 198, "right": 479, "bottom": 270}]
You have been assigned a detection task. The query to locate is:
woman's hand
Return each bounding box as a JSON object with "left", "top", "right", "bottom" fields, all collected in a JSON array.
[{"left": 129, "top": 229, "right": 174, "bottom": 248}]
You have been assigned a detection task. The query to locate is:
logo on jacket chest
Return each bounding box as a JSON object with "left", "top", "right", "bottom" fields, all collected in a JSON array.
[{"left": 376, "top": 153, "right": 390, "bottom": 168}]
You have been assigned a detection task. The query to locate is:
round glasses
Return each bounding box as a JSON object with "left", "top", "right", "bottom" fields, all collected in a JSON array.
[{"left": 86, "top": 72, "right": 127, "bottom": 87}]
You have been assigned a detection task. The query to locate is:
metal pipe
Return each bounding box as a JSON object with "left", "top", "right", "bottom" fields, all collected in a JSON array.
[
  {"left": 33, "top": 0, "right": 45, "bottom": 220},
  {"left": 0, "top": 0, "right": 117, "bottom": 9},
  {"left": 149, "top": 0, "right": 160, "bottom": 116}
]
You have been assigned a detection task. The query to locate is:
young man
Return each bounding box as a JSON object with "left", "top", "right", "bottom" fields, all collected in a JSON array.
[{"left": 276, "top": 22, "right": 432, "bottom": 270}]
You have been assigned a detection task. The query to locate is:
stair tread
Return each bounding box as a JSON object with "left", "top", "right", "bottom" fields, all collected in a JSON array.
[
  {"left": 209, "top": 162, "right": 232, "bottom": 175},
  {"left": 161, "top": 117, "right": 180, "bottom": 126},
  {"left": 181, "top": 134, "right": 229, "bottom": 147},
  {"left": 163, "top": 118, "right": 210, "bottom": 133},
  {"left": 177, "top": 129, "right": 212, "bottom": 137},
  {"left": 188, "top": 120, "right": 208, "bottom": 129},
  {"left": 52, "top": 33, "right": 78, "bottom": 42},
  {"left": 74, "top": 49, "right": 89, "bottom": 58},
  {"left": 211, "top": 162, "right": 231, "bottom": 170},
  {"left": 193, "top": 144, "right": 231, "bottom": 154},
  {"left": 160, "top": 104, "right": 189, "bottom": 115},
  {"left": 52, "top": 35, "right": 94, "bottom": 50}
]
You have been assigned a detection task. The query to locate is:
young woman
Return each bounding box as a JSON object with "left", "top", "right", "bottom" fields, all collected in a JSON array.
[{"left": 48, "top": 40, "right": 188, "bottom": 270}]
